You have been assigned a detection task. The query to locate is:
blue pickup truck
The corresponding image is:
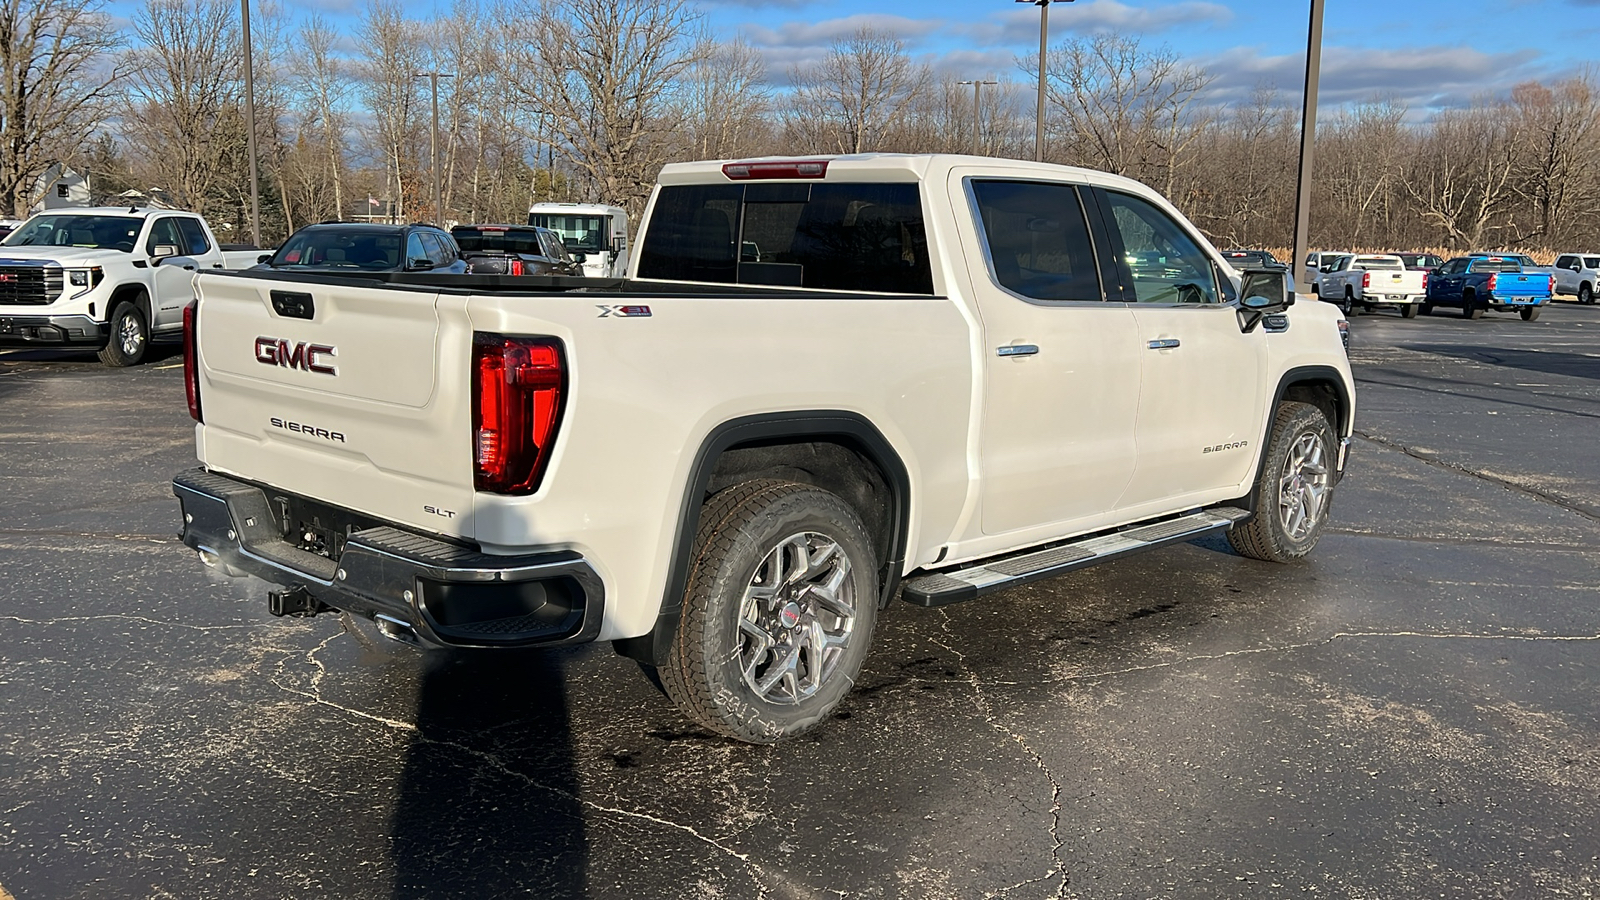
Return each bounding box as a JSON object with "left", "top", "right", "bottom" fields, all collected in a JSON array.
[{"left": 1424, "top": 255, "right": 1554, "bottom": 320}]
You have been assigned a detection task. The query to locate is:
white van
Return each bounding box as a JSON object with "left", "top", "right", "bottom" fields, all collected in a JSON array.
[{"left": 527, "top": 203, "right": 630, "bottom": 278}]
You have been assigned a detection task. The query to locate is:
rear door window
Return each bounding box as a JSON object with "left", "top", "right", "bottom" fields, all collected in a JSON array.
[
  {"left": 638, "top": 182, "right": 934, "bottom": 294},
  {"left": 968, "top": 180, "right": 1101, "bottom": 302},
  {"left": 176, "top": 217, "right": 211, "bottom": 255}
]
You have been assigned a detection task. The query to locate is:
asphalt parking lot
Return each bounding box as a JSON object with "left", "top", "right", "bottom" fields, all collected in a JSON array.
[{"left": 2, "top": 300, "right": 1597, "bottom": 899}]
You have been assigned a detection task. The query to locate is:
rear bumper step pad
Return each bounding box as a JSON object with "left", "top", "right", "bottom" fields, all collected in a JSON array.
[
  {"left": 901, "top": 507, "right": 1250, "bottom": 607},
  {"left": 172, "top": 468, "right": 605, "bottom": 649}
]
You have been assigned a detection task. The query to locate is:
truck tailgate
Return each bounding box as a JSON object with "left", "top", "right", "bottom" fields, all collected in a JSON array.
[
  {"left": 1493, "top": 273, "right": 1551, "bottom": 299},
  {"left": 193, "top": 272, "right": 477, "bottom": 539},
  {"left": 1367, "top": 269, "right": 1423, "bottom": 296}
]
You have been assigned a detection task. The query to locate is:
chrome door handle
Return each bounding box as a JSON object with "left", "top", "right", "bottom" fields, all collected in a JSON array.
[
  {"left": 997, "top": 344, "right": 1039, "bottom": 358},
  {"left": 1147, "top": 339, "right": 1180, "bottom": 350}
]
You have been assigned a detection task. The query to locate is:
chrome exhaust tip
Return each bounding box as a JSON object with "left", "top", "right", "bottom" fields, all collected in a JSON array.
[{"left": 374, "top": 614, "right": 421, "bottom": 646}]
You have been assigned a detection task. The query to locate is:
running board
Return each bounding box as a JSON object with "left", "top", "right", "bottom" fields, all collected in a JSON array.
[{"left": 900, "top": 507, "right": 1251, "bottom": 607}]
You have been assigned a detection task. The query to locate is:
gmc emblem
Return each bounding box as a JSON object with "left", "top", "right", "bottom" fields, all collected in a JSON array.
[{"left": 255, "top": 337, "right": 336, "bottom": 375}]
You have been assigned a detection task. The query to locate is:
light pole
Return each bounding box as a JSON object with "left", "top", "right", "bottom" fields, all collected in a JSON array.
[
  {"left": 414, "top": 71, "right": 455, "bottom": 225},
  {"left": 1016, "top": 0, "right": 1070, "bottom": 162},
  {"left": 957, "top": 79, "right": 998, "bottom": 156},
  {"left": 240, "top": 0, "right": 260, "bottom": 245},
  {"left": 1290, "top": 0, "right": 1325, "bottom": 293}
]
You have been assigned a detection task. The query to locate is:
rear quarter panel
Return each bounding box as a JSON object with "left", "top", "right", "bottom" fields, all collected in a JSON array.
[{"left": 464, "top": 291, "right": 974, "bottom": 640}]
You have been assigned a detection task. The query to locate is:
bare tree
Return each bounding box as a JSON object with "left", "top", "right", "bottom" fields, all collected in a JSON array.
[
  {"left": 358, "top": 0, "right": 424, "bottom": 221},
  {"left": 1038, "top": 34, "right": 1212, "bottom": 192},
  {"left": 509, "top": 0, "right": 704, "bottom": 214},
  {"left": 1506, "top": 76, "right": 1600, "bottom": 246},
  {"left": 1403, "top": 101, "right": 1518, "bottom": 248},
  {"left": 682, "top": 34, "right": 772, "bottom": 160},
  {"left": 785, "top": 26, "right": 929, "bottom": 155},
  {"left": 0, "top": 0, "right": 122, "bottom": 215},
  {"left": 288, "top": 15, "right": 350, "bottom": 222},
  {"left": 1319, "top": 98, "right": 1407, "bottom": 247},
  {"left": 124, "top": 0, "right": 242, "bottom": 213}
]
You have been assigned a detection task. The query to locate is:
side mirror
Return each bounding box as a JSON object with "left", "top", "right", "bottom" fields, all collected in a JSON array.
[
  {"left": 407, "top": 257, "right": 434, "bottom": 271},
  {"left": 612, "top": 236, "right": 626, "bottom": 254},
  {"left": 151, "top": 244, "right": 180, "bottom": 263},
  {"left": 256, "top": 253, "right": 273, "bottom": 264},
  {"left": 1572, "top": 263, "right": 1582, "bottom": 271},
  {"left": 571, "top": 252, "right": 587, "bottom": 265},
  {"left": 1238, "top": 267, "right": 1293, "bottom": 332}
]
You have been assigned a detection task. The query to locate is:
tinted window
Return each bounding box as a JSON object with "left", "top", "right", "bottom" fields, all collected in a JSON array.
[
  {"left": 1103, "top": 191, "right": 1218, "bottom": 304},
  {"left": 454, "top": 227, "right": 547, "bottom": 256},
  {"left": 271, "top": 228, "right": 402, "bottom": 269},
  {"left": 1, "top": 215, "right": 140, "bottom": 251},
  {"left": 176, "top": 217, "right": 211, "bottom": 255},
  {"left": 422, "top": 232, "right": 455, "bottom": 266},
  {"left": 638, "top": 182, "right": 934, "bottom": 294},
  {"left": 1556, "top": 255, "right": 1575, "bottom": 268},
  {"left": 1468, "top": 259, "right": 1520, "bottom": 273},
  {"left": 970, "top": 180, "right": 1100, "bottom": 302},
  {"left": 405, "top": 233, "right": 427, "bottom": 268},
  {"left": 538, "top": 231, "right": 565, "bottom": 260},
  {"left": 146, "top": 217, "right": 183, "bottom": 254},
  {"left": 1585, "top": 257, "right": 1600, "bottom": 269}
]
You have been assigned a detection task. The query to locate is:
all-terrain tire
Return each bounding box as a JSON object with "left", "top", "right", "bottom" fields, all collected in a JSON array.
[
  {"left": 1227, "top": 402, "right": 1337, "bottom": 563},
  {"left": 660, "top": 479, "right": 879, "bottom": 743},
  {"left": 98, "top": 300, "right": 148, "bottom": 367}
]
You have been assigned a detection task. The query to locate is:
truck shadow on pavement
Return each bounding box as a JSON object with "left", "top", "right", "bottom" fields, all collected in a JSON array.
[
  {"left": 1404, "top": 344, "right": 1600, "bottom": 381},
  {"left": 390, "top": 648, "right": 587, "bottom": 898}
]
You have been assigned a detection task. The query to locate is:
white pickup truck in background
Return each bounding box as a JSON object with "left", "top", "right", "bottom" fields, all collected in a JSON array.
[
  {"left": 0, "top": 207, "right": 265, "bottom": 365},
  {"left": 1316, "top": 253, "right": 1427, "bottom": 318},
  {"left": 173, "top": 154, "right": 1355, "bottom": 743},
  {"left": 1552, "top": 252, "right": 1600, "bottom": 304}
]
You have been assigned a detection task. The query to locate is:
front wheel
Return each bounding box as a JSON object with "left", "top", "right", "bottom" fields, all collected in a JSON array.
[
  {"left": 1227, "top": 402, "right": 1337, "bottom": 563},
  {"left": 97, "top": 301, "right": 148, "bottom": 367},
  {"left": 1338, "top": 293, "right": 1356, "bottom": 316},
  {"left": 661, "top": 480, "right": 879, "bottom": 743},
  {"left": 1521, "top": 306, "right": 1541, "bottom": 321},
  {"left": 1580, "top": 283, "right": 1593, "bottom": 305},
  {"left": 1401, "top": 303, "right": 1419, "bottom": 319}
]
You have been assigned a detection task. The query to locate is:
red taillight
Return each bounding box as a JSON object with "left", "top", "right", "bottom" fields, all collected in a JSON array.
[
  {"left": 510, "top": 258, "right": 524, "bottom": 276},
  {"left": 1362, "top": 272, "right": 1370, "bottom": 289},
  {"left": 1488, "top": 272, "right": 1498, "bottom": 291},
  {"left": 472, "top": 333, "right": 565, "bottom": 495},
  {"left": 183, "top": 300, "right": 201, "bottom": 422},
  {"left": 722, "top": 160, "right": 829, "bottom": 180},
  {"left": 1422, "top": 272, "right": 1429, "bottom": 290}
]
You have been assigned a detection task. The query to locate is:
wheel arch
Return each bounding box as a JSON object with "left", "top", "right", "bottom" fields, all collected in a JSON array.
[
  {"left": 1230, "top": 366, "right": 1352, "bottom": 518},
  {"left": 107, "top": 283, "right": 152, "bottom": 330},
  {"left": 614, "top": 411, "right": 912, "bottom": 666}
]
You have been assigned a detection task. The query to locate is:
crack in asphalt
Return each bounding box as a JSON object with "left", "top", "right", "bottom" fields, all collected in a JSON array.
[
  {"left": 1043, "top": 628, "right": 1600, "bottom": 685},
  {"left": 1323, "top": 527, "right": 1600, "bottom": 551},
  {"left": 1353, "top": 431, "right": 1600, "bottom": 523},
  {"left": 0, "top": 614, "right": 257, "bottom": 631},
  {"left": 0, "top": 528, "right": 179, "bottom": 545},
  {"left": 932, "top": 610, "right": 1071, "bottom": 900},
  {"left": 260, "top": 628, "right": 773, "bottom": 898}
]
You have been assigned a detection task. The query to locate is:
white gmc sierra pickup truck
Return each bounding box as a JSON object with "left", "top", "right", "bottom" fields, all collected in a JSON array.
[
  {"left": 172, "top": 155, "right": 1355, "bottom": 743},
  {"left": 0, "top": 207, "right": 264, "bottom": 365}
]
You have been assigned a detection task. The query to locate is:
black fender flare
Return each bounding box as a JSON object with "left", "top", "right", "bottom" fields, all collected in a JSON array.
[
  {"left": 107, "top": 284, "right": 153, "bottom": 331},
  {"left": 615, "top": 411, "right": 911, "bottom": 666}
]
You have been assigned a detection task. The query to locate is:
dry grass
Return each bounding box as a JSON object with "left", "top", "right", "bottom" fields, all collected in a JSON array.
[{"left": 1264, "top": 246, "right": 1559, "bottom": 265}]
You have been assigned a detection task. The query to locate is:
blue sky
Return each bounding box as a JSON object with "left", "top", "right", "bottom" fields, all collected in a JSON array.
[{"left": 109, "top": 0, "right": 1596, "bottom": 113}]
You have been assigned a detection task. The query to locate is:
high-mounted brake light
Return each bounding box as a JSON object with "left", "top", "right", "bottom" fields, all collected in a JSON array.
[
  {"left": 722, "top": 160, "right": 829, "bottom": 180},
  {"left": 472, "top": 333, "right": 565, "bottom": 495},
  {"left": 183, "top": 300, "right": 201, "bottom": 422}
]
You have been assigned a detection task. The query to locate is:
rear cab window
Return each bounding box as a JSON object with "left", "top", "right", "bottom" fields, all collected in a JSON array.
[{"left": 637, "top": 181, "right": 934, "bottom": 294}]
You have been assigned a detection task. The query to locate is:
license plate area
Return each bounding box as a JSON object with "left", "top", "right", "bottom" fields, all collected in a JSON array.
[{"left": 264, "top": 490, "right": 386, "bottom": 560}]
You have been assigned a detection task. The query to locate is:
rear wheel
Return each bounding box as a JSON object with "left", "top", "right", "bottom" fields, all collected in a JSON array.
[
  {"left": 1401, "top": 303, "right": 1419, "bottom": 319},
  {"left": 97, "top": 301, "right": 148, "bottom": 367},
  {"left": 1228, "top": 402, "right": 1337, "bottom": 563},
  {"left": 1521, "top": 306, "right": 1541, "bottom": 321},
  {"left": 1463, "top": 293, "right": 1484, "bottom": 319},
  {"left": 661, "top": 479, "right": 879, "bottom": 743}
]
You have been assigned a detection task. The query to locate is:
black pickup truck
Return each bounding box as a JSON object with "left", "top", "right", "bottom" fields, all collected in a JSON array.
[{"left": 451, "top": 225, "right": 579, "bottom": 276}]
